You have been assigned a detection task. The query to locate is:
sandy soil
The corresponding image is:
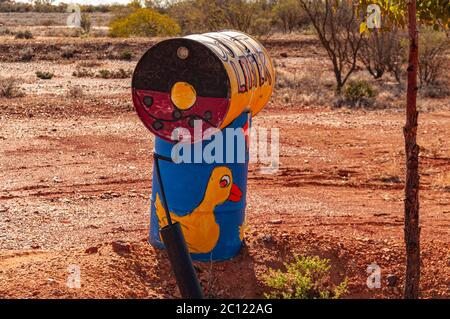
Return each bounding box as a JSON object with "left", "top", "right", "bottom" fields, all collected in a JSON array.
[{"left": 0, "top": 37, "right": 449, "bottom": 299}]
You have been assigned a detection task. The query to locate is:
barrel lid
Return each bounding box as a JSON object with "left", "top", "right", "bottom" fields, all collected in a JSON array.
[{"left": 132, "top": 38, "right": 231, "bottom": 143}]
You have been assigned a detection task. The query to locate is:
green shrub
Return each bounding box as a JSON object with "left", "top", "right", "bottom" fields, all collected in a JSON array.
[
  {"left": 73, "top": 68, "right": 95, "bottom": 78},
  {"left": 97, "top": 68, "right": 132, "bottom": 79},
  {"left": 344, "top": 80, "right": 376, "bottom": 106},
  {"left": 36, "top": 71, "right": 54, "bottom": 80},
  {"left": 263, "top": 255, "right": 348, "bottom": 299},
  {"left": 120, "top": 51, "right": 133, "bottom": 61},
  {"left": 109, "top": 8, "right": 181, "bottom": 37},
  {"left": 97, "top": 69, "right": 110, "bottom": 79},
  {"left": 15, "top": 30, "right": 33, "bottom": 39}
]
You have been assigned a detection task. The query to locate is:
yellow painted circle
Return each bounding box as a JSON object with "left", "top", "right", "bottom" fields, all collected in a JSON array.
[{"left": 171, "top": 82, "right": 196, "bottom": 110}]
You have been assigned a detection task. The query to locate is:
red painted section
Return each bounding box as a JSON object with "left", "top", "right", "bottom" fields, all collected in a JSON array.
[{"left": 133, "top": 88, "right": 230, "bottom": 142}]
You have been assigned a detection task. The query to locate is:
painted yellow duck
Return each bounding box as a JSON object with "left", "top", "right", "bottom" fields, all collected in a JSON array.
[{"left": 155, "top": 166, "right": 242, "bottom": 254}]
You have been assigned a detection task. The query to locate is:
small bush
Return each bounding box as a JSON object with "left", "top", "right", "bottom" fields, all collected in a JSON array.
[
  {"left": 67, "top": 85, "right": 84, "bottom": 99},
  {"left": 71, "top": 28, "right": 83, "bottom": 38},
  {"left": 0, "top": 27, "right": 12, "bottom": 36},
  {"left": 273, "top": 0, "right": 308, "bottom": 33},
  {"left": 61, "top": 46, "right": 76, "bottom": 59},
  {"left": 358, "top": 29, "right": 405, "bottom": 81},
  {"left": 432, "top": 172, "right": 450, "bottom": 192},
  {"left": 80, "top": 13, "right": 92, "bottom": 34},
  {"left": 418, "top": 28, "right": 449, "bottom": 87},
  {"left": 120, "top": 51, "right": 133, "bottom": 61},
  {"left": 344, "top": 80, "right": 376, "bottom": 107},
  {"left": 73, "top": 68, "right": 95, "bottom": 78},
  {"left": 15, "top": 30, "right": 33, "bottom": 39},
  {"left": 97, "top": 68, "right": 132, "bottom": 79},
  {"left": 250, "top": 18, "right": 274, "bottom": 39},
  {"left": 420, "top": 84, "right": 450, "bottom": 99},
  {"left": 42, "top": 19, "right": 57, "bottom": 26},
  {"left": 0, "top": 77, "right": 25, "bottom": 98},
  {"left": 275, "top": 68, "right": 299, "bottom": 90},
  {"left": 19, "top": 47, "right": 34, "bottom": 61},
  {"left": 263, "top": 255, "right": 348, "bottom": 299},
  {"left": 109, "top": 8, "right": 181, "bottom": 38},
  {"left": 105, "top": 47, "right": 133, "bottom": 60},
  {"left": 98, "top": 69, "right": 112, "bottom": 79},
  {"left": 77, "top": 60, "right": 102, "bottom": 68},
  {"left": 36, "top": 71, "right": 54, "bottom": 80}
]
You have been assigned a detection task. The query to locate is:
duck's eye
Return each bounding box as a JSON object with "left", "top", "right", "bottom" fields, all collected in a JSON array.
[{"left": 219, "top": 175, "right": 230, "bottom": 188}]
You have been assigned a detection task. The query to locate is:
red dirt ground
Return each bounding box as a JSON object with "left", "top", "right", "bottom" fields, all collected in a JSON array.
[{"left": 0, "top": 93, "right": 448, "bottom": 298}]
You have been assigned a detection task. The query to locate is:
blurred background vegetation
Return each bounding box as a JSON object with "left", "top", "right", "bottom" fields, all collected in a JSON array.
[
  {"left": 0, "top": 0, "right": 448, "bottom": 105},
  {"left": 0, "top": 0, "right": 316, "bottom": 37}
]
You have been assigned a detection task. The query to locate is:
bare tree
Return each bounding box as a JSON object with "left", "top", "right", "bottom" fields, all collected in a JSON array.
[
  {"left": 418, "top": 27, "right": 449, "bottom": 87},
  {"left": 221, "top": 0, "right": 254, "bottom": 33},
  {"left": 358, "top": 29, "right": 404, "bottom": 82},
  {"left": 299, "top": 0, "right": 363, "bottom": 94},
  {"left": 168, "top": 0, "right": 228, "bottom": 34}
]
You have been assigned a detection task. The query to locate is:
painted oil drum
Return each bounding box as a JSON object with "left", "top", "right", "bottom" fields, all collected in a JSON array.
[
  {"left": 149, "top": 112, "right": 250, "bottom": 261},
  {"left": 132, "top": 30, "right": 274, "bottom": 142}
]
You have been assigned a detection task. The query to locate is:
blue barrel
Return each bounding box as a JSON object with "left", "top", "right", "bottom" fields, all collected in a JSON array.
[{"left": 149, "top": 112, "right": 250, "bottom": 261}]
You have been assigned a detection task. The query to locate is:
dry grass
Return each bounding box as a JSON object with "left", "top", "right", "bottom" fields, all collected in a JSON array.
[
  {"left": 60, "top": 45, "right": 77, "bottom": 59},
  {"left": 0, "top": 77, "right": 25, "bottom": 98},
  {"left": 275, "top": 68, "right": 301, "bottom": 90},
  {"left": 421, "top": 138, "right": 447, "bottom": 159},
  {"left": 273, "top": 66, "right": 334, "bottom": 107},
  {"left": 72, "top": 68, "right": 132, "bottom": 79},
  {"left": 18, "top": 47, "right": 34, "bottom": 62},
  {"left": 271, "top": 63, "right": 430, "bottom": 110},
  {"left": 380, "top": 155, "right": 402, "bottom": 184},
  {"left": 432, "top": 172, "right": 450, "bottom": 191},
  {"left": 96, "top": 68, "right": 132, "bottom": 79},
  {"left": 0, "top": 12, "right": 112, "bottom": 27}
]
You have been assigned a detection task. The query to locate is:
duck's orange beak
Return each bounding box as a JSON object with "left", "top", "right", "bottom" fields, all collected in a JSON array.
[{"left": 228, "top": 183, "right": 242, "bottom": 202}]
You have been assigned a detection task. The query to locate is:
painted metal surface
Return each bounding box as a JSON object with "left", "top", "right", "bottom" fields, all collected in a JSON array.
[
  {"left": 133, "top": 31, "right": 274, "bottom": 261},
  {"left": 149, "top": 113, "right": 251, "bottom": 261},
  {"left": 132, "top": 30, "right": 274, "bottom": 143}
]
